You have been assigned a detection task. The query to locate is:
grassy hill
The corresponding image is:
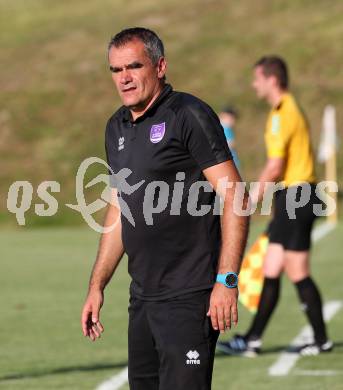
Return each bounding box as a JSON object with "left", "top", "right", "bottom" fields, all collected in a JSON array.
[{"left": 1, "top": 0, "right": 342, "bottom": 226}]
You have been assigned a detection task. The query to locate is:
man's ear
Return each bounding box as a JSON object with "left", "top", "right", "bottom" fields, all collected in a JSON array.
[
  {"left": 157, "top": 57, "right": 167, "bottom": 79},
  {"left": 270, "top": 74, "right": 279, "bottom": 88}
]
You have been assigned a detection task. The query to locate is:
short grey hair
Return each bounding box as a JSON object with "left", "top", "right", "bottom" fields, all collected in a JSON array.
[{"left": 108, "top": 27, "right": 165, "bottom": 65}]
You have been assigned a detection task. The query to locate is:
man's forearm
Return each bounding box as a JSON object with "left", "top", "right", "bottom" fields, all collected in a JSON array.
[
  {"left": 89, "top": 204, "right": 124, "bottom": 292},
  {"left": 202, "top": 161, "right": 250, "bottom": 276},
  {"left": 254, "top": 169, "right": 277, "bottom": 204},
  {"left": 252, "top": 158, "right": 284, "bottom": 204},
  {"left": 217, "top": 187, "right": 250, "bottom": 274}
]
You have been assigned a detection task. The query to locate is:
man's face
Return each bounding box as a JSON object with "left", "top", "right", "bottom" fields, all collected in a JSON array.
[
  {"left": 108, "top": 39, "right": 166, "bottom": 111},
  {"left": 252, "top": 66, "right": 274, "bottom": 99}
]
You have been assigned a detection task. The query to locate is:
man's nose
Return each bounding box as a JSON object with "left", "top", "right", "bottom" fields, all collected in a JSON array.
[{"left": 120, "top": 68, "right": 132, "bottom": 84}]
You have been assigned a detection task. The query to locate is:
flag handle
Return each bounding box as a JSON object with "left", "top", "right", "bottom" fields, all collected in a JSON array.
[{"left": 326, "top": 142, "right": 338, "bottom": 224}]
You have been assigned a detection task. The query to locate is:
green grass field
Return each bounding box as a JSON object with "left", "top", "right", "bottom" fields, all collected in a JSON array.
[{"left": 1, "top": 220, "right": 342, "bottom": 390}]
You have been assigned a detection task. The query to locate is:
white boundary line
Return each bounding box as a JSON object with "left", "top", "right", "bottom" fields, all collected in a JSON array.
[
  {"left": 268, "top": 300, "right": 342, "bottom": 376},
  {"left": 95, "top": 367, "right": 128, "bottom": 390},
  {"left": 311, "top": 221, "right": 336, "bottom": 241},
  {"left": 293, "top": 369, "right": 343, "bottom": 376}
]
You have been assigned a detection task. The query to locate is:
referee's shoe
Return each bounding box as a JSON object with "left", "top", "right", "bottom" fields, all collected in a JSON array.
[
  {"left": 216, "top": 334, "right": 261, "bottom": 358},
  {"left": 298, "top": 340, "right": 334, "bottom": 356}
]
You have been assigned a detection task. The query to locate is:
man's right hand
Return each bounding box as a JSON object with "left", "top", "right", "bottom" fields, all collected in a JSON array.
[{"left": 81, "top": 289, "right": 104, "bottom": 341}]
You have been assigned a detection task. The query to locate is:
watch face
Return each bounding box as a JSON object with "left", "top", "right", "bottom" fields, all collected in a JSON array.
[{"left": 225, "top": 273, "right": 237, "bottom": 287}]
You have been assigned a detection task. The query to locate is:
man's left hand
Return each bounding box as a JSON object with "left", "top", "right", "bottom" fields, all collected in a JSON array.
[{"left": 207, "top": 283, "right": 238, "bottom": 333}]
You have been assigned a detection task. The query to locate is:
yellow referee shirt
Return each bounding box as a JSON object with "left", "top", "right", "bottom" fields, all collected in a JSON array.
[{"left": 265, "top": 93, "right": 316, "bottom": 187}]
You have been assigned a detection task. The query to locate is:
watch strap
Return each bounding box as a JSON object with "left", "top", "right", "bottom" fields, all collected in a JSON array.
[{"left": 216, "top": 272, "right": 238, "bottom": 288}]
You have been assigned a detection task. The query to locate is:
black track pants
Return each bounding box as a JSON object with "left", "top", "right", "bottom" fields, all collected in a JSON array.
[{"left": 128, "top": 290, "right": 219, "bottom": 390}]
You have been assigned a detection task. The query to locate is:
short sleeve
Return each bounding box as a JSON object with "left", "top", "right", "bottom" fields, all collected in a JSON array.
[
  {"left": 181, "top": 102, "right": 233, "bottom": 170},
  {"left": 105, "top": 118, "right": 118, "bottom": 188},
  {"left": 265, "top": 113, "right": 290, "bottom": 158}
]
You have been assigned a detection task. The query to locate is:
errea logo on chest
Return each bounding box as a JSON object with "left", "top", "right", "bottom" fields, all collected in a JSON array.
[{"left": 118, "top": 137, "right": 125, "bottom": 151}]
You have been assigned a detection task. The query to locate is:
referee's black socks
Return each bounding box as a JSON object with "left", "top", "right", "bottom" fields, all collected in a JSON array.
[
  {"left": 295, "top": 276, "right": 328, "bottom": 345},
  {"left": 245, "top": 277, "right": 281, "bottom": 341}
]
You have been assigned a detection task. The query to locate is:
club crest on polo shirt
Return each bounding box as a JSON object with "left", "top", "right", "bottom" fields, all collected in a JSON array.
[{"left": 150, "top": 122, "right": 166, "bottom": 143}]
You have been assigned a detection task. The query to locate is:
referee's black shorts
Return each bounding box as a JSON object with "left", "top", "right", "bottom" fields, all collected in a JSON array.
[
  {"left": 268, "top": 183, "right": 321, "bottom": 251},
  {"left": 128, "top": 290, "right": 219, "bottom": 390}
]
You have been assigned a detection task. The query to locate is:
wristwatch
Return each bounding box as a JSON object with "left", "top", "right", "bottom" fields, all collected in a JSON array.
[{"left": 216, "top": 272, "right": 238, "bottom": 288}]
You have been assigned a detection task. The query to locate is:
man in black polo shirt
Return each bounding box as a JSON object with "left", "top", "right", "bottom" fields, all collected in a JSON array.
[{"left": 81, "top": 27, "right": 249, "bottom": 390}]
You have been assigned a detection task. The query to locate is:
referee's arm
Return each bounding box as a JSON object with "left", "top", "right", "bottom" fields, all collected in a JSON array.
[
  {"left": 204, "top": 160, "right": 250, "bottom": 333},
  {"left": 250, "top": 157, "right": 284, "bottom": 204},
  {"left": 81, "top": 188, "right": 124, "bottom": 341}
]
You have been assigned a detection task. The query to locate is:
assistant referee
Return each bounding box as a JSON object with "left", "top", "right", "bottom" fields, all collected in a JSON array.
[
  {"left": 218, "top": 56, "right": 332, "bottom": 357},
  {"left": 81, "top": 27, "right": 249, "bottom": 389}
]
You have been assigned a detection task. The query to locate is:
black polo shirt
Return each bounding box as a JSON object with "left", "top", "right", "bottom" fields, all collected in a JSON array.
[{"left": 105, "top": 84, "right": 232, "bottom": 300}]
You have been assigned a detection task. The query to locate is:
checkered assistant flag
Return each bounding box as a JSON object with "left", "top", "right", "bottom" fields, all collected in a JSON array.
[{"left": 238, "top": 234, "right": 268, "bottom": 313}]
